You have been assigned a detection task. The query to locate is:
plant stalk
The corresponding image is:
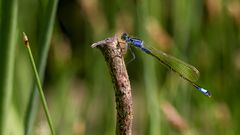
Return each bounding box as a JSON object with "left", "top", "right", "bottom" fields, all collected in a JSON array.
[
  {"left": 23, "top": 33, "right": 55, "bottom": 135},
  {"left": 92, "top": 35, "right": 133, "bottom": 135}
]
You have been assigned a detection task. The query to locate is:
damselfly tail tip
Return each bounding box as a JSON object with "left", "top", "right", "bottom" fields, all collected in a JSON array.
[
  {"left": 204, "top": 90, "right": 211, "bottom": 98},
  {"left": 199, "top": 87, "right": 211, "bottom": 98},
  {"left": 193, "top": 84, "right": 211, "bottom": 97}
]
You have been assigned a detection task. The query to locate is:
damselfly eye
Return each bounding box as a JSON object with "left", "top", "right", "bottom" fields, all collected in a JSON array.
[{"left": 121, "top": 33, "right": 128, "bottom": 41}]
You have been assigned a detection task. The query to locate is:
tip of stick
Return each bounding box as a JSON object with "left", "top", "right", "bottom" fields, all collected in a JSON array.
[
  {"left": 91, "top": 34, "right": 118, "bottom": 48},
  {"left": 23, "top": 32, "right": 29, "bottom": 47}
]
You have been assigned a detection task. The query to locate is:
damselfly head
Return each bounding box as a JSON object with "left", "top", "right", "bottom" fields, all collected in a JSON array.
[{"left": 121, "top": 32, "right": 129, "bottom": 41}]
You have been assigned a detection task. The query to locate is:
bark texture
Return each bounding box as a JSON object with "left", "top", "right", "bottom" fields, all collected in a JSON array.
[{"left": 92, "top": 35, "right": 133, "bottom": 135}]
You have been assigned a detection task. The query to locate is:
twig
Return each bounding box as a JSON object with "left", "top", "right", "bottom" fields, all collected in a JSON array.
[{"left": 91, "top": 35, "right": 133, "bottom": 135}]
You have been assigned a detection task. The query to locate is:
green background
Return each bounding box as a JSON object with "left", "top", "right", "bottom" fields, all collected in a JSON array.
[{"left": 0, "top": 0, "right": 239, "bottom": 134}]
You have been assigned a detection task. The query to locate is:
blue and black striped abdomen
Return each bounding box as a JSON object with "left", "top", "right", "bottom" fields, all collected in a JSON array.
[{"left": 128, "top": 38, "right": 143, "bottom": 48}]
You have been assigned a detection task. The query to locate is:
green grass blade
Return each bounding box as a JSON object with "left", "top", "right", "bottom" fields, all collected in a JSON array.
[
  {"left": 23, "top": 32, "right": 55, "bottom": 135},
  {"left": 24, "top": 0, "right": 59, "bottom": 134},
  {"left": 0, "top": 0, "right": 18, "bottom": 134}
]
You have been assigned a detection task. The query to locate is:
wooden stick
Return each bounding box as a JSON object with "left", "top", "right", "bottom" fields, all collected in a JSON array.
[{"left": 92, "top": 35, "right": 133, "bottom": 135}]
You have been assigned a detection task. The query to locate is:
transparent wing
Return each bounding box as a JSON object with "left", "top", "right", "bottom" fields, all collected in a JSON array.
[{"left": 146, "top": 47, "right": 200, "bottom": 82}]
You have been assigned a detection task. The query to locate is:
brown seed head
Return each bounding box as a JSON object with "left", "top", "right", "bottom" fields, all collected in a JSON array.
[{"left": 23, "top": 32, "right": 29, "bottom": 47}]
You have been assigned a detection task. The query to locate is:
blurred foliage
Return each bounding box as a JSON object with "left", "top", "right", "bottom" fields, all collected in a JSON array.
[{"left": 1, "top": 0, "right": 240, "bottom": 134}]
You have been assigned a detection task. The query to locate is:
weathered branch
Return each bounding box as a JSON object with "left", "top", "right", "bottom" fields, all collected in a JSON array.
[{"left": 91, "top": 35, "right": 133, "bottom": 135}]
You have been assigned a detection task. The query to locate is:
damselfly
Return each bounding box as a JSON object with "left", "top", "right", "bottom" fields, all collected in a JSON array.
[{"left": 121, "top": 33, "right": 211, "bottom": 97}]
